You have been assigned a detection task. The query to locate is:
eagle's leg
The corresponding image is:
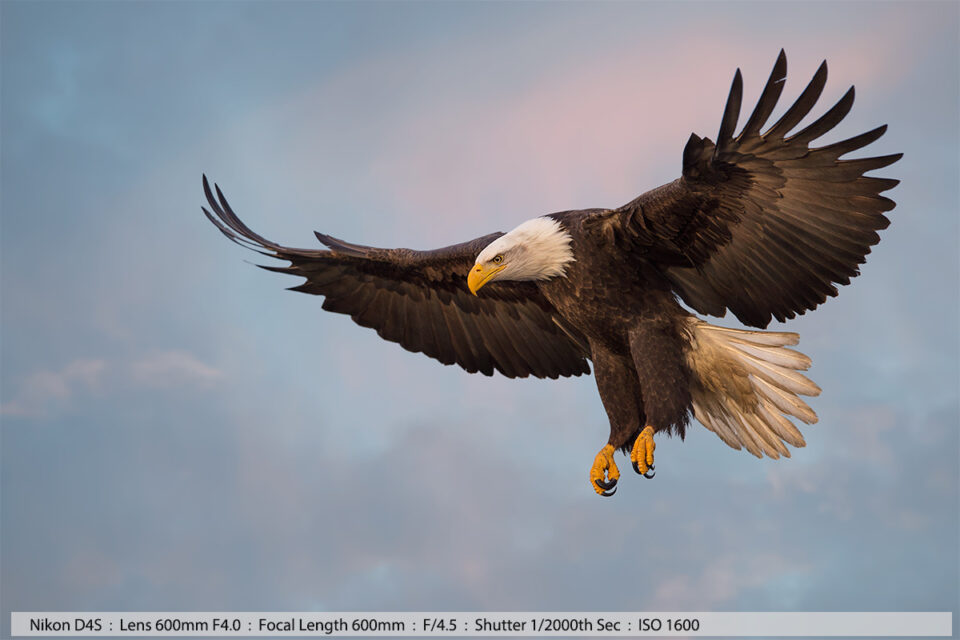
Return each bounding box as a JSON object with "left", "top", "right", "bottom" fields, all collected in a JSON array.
[
  {"left": 631, "top": 425, "right": 656, "bottom": 478},
  {"left": 590, "top": 444, "right": 620, "bottom": 496},
  {"left": 588, "top": 342, "right": 645, "bottom": 496},
  {"left": 625, "top": 317, "right": 693, "bottom": 481}
]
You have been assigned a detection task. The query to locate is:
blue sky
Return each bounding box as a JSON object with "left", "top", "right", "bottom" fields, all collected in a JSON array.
[{"left": 2, "top": 0, "right": 958, "bottom": 636}]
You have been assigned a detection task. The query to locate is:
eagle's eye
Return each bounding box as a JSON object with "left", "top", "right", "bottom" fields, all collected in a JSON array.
[{"left": 493, "top": 254, "right": 504, "bottom": 264}]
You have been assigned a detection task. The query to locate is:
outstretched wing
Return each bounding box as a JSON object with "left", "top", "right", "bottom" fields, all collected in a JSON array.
[
  {"left": 202, "top": 177, "right": 591, "bottom": 379},
  {"left": 593, "top": 50, "right": 901, "bottom": 328}
]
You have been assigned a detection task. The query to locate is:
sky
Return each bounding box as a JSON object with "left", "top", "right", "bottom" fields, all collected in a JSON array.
[{"left": 1, "top": 1, "right": 958, "bottom": 638}]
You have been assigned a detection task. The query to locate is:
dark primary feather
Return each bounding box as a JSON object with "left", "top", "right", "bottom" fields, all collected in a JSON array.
[
  {"left": 593, "top": 49, "right": 901, "bottom": 328},
  {"left": 202, "top": 176, "right": 590, "bottom": 379}
]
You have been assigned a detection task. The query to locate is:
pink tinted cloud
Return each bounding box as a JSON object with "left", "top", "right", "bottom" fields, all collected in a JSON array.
[
  {"left": 361, "top": 27, "right": 913, "bottom": 242},
  {"left": 230, "top": 9, "right": 916, "bottom": 250},
  {"left": 369, "top": 46, "right": 740, "bottom": 235}
]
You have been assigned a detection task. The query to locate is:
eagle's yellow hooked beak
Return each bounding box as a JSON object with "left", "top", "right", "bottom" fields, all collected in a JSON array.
[{"left": 467, "top": 263, "right": 506, "bottom": 295}]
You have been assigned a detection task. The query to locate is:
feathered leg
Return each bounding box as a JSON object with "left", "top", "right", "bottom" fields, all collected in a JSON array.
[
  {"left": 589, "top": 343, "right": 646, "bottom": 496},
  {"left": 626, "top": 319, "right": 694, "bottom": 478}
]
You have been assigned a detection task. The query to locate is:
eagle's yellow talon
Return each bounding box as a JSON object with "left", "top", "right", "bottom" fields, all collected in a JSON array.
[
  {"left": 590, "top": 444, "right": 619, "bottom": 496},
  {"left": 631, "top": 426, "right": 656, "bottom": 478}
]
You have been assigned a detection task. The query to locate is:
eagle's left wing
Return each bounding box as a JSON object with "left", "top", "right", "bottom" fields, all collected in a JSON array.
[
  {"left": 589, "top": 50, "right": 901, "bottom": 328},
  {"left": 202, "top": 177, "right": 591, "bottom": 379}
]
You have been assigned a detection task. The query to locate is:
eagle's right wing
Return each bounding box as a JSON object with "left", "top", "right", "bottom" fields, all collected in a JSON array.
[
  {"left": 202, "top": 177, "right": 591, "bottom": 379},
  {"left": 588, "top": 50, "right": 900, "bottom": 328}
]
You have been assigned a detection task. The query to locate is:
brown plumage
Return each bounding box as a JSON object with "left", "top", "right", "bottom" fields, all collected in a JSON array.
[{"left": 203, "top": 51, "right": 899, "bottom": 495}]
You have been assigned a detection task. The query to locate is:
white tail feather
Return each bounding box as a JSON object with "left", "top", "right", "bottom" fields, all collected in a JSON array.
[
  {"left": 696, "top": 412, "right": 740, "bottom": 449},
  {"left": 756, "top": 398, "right": 806, "bottom": 447},
  {"left": 725, "top": 339, "right": 812, "bottom": 370},
  {"left": 752, "top": 375, "right": 819, "bottom": 424},
  {"left": 684, "top": 318, "right": 820, "bottom": 459},
  {"left": 695, "top": 323, "right": 800, "bottom": 346}
]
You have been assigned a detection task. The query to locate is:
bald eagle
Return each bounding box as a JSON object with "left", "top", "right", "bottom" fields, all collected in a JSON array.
[{"left": 203, "top": 51, "right": 899, "bottom": 496}]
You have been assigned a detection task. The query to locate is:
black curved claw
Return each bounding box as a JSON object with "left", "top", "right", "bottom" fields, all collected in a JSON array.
[
  {"left": 595, "top": 477, "right": 617, "bottom": 491},
  {"left": 593, "top": 477, "right": 618, "bottom": 497},
  {"left": 633, "top": 462, "right": 656, "bottom": 478}
]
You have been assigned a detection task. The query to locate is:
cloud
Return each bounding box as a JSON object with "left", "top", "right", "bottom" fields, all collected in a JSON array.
[
  {"left": 1, "top": 358, "right": 106, "bottom": 417},
  {"left": 377, "top": 37, "right": 912, "bottom": 228},
  {"left": 1, "top": 351, "right": 221, "bottom": 418},
  {"left": 242, "top": 8, "right": 920, "bottom": 250},
  {"left": 130, "top": 350, "right": 222, "bottom": 388},
  {"left": 648, "top": 552, "right": 810, "bottom": 610}
]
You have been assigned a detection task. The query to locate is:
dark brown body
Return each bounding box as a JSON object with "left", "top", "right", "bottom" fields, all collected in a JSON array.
[{"left": 541, "top": 209, "right": 693, "bottom": 451}]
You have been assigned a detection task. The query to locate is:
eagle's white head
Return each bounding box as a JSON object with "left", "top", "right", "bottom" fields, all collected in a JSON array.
[{"left": 468, "top": 216, "right": 575, "bottom": 295}]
